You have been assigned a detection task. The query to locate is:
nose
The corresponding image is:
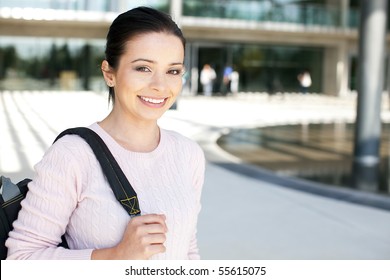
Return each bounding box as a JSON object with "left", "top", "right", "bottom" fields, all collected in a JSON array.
[{"left": 150, "top": 71, "right": 167, "bottom": 93}]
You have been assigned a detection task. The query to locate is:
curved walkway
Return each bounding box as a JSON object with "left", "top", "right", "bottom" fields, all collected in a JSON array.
[
  {"left": 162, "top": 93, "right": 390, "bottom": 211},
  {"left": 160, "top": 93, "right": 390, "bottom": 259}
]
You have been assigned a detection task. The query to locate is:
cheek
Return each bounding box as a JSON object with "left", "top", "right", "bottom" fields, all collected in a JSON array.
[
  {"left": 116, "top": 72, "right": 143, "bottom": 91},
  {"left": 169, "top": 77, "right": 183, "bottom": 94}
]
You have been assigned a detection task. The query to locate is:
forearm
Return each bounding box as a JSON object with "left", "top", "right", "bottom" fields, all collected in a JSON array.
[{"left": 91, "top": 247, "right": 117, "bottom": 260}]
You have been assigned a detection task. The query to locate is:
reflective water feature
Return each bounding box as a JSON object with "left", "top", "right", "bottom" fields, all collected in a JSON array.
[{"left": 217, "top": 123, "right": 390, "bottom": 196}]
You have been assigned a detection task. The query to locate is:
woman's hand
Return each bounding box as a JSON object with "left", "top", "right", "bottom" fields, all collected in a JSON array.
[{"left": 91, "top": 214, "right": 167, "bottom": 260}]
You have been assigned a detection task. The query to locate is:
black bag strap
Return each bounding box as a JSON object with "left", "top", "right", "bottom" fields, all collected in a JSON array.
[{"left": 54, "top": 127, "right": 141, "bottom": 217}]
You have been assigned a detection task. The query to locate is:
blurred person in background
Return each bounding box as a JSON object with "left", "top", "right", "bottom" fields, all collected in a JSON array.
[
  {"left": 221, "top": 65, "right": 233, "bottom": 96},
  {"left": 200, "top": 63, "right": 216, "bottom": 96},
  {"left": 297, "top": 69, "right": 312, "bottom": 94}
]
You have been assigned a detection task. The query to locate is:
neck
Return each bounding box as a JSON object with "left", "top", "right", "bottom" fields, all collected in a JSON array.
[{"left": 98, "top": 113, "right": 160, "bottom": 153}]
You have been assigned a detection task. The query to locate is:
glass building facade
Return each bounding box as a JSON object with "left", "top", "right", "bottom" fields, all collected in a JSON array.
[
  {"left": 0, "top": 0, "right": 169, "bottom": 91},
  {"left": 0, "top": 0, "right": 387, "bottom": 95},
  {"left": 0, "top": 37, "right": 105, "bottom": 91},
  {"left": 183, "top": 0, "right": 352, "bottom": 28},
  {"left": 193, "top": 43, "right": 324, "bottom": 94}
]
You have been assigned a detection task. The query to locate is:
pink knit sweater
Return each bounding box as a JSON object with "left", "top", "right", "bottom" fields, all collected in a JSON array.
[{"left": 6, "top": 123, "right": 205, "bottom": 260}]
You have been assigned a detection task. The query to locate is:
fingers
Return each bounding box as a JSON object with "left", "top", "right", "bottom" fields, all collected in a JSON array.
[
  {"left": 131, "top": 214, "right": 168, "bottom": 233},
  {"left": 121, "top": 214, "right": 168, "bottom": 259},
  {"left": 144, "top": 243, "right": 166, "bottom": 256},
  {"left": 97, "top": 214, "right": 168, "bottom": 260},
  {"left": 141, "top": 232, "right": 167, "bottom": 257},
  {"left": 142, "top": 224, "right": 167, "bottom": 237},
  {"left": 136, "top": 214, "right": 166, "bottom": 224}
]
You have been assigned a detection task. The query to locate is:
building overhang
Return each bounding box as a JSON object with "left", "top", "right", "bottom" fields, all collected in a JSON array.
[
  {"left": 0, "top": 8, "right": 112, "bottom": 39},
  {"left": 0, "top": 8, "right": 389, "bottom": 48}
]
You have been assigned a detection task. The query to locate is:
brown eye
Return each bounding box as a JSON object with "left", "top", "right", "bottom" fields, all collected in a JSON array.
[
  {"left": 136, "top": 66, "right": 151, "bottom": 72},
  {"left": 168, "top": 69, "right": 182, "bottom": 75}
]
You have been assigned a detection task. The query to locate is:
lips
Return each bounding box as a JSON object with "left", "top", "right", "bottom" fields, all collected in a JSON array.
[{"left": 138, "top": 96, "right": 168, "bottom": 107}]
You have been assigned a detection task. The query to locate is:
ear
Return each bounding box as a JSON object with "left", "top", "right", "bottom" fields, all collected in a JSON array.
[{"left": 101, "top": 60, "right": 115, "bottom": 87}]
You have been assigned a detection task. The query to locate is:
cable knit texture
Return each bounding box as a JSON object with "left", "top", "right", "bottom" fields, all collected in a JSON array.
[{"left": 6, "top": 123, "right": 205, "bottom": 260}]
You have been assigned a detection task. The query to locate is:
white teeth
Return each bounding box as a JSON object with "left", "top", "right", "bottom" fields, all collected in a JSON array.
[{"left": 140, "top": 96, "right": 165, "bottom": 104}]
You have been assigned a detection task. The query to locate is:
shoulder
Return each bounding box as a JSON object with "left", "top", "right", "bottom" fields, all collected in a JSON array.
[
  {"left": 51, "top": 124, "right": 105, "bottom": 154},
  {"left": 52, "top": 133, "right": 90, "bottom": 153},
  {"left": 162, "top": 129, "right": 205, "bottom": 158},
  {"left": 163, "top": 129, "right": 201, "bottom": 148},
  {"left": 47, "top": 129, "right": 96, "bottom": 164}
]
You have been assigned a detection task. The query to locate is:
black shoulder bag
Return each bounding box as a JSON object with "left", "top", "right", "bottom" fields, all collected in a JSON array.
[{"left": 0, "top": 127, "right": 140, "bottom": 259}]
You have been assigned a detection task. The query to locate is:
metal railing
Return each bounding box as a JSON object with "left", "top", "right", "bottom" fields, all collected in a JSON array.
[{"left": 183, "top": 0, "right": 356, "bottom": 28}]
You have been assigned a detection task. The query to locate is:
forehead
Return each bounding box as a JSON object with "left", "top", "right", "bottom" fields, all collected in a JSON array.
[{"left": 122, "top": 32, "right": 184, "bottom": 61}]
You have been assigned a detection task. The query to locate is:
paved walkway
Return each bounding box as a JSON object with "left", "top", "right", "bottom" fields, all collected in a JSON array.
[{"left": 1, "top": 90, "right": 390, "bottom": 259}]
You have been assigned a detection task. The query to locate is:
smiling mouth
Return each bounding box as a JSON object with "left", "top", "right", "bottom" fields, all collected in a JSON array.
[
  {"left": 139, "top": 96, "right": 167, "bottom": 106},
  {"left": 139, "top": 96, "right": 166, "bottom": 104}
]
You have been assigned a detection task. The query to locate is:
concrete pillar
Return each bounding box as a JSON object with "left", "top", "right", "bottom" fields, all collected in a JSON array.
[
  {"left": 352, "top": 0, "right": 388, "bottom": 191},
  {"left": 323, "top": 43, "right": 349, "bottom": 96},
  {"left": 338, "top": 43, "right": 350, "bottom": 96},
  {"left": 81, "top": 44, "right": 91, "bottom": 90},
  {"left": 190, "top": 43, "right": 199, "bottom": 95},
  {"left": 388, "top": 54, "right": 390, "bottom": 109}
]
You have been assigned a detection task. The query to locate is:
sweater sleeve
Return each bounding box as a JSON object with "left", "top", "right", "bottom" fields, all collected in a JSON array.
[
  {"left": 187, "top": 144, "right": 206, "bottom": 260},
  {"left": 6, "top": 136, "right": 93, "bottom": 260}
]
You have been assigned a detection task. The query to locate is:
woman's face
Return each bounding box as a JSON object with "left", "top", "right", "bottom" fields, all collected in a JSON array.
[{"left": 107, "top": 32, "right": 185, "bottom": 123}]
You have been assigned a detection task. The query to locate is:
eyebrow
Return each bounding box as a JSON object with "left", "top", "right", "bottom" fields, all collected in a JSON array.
[{"left": 131, "top": 58, "right": 184, "bottom": 66}]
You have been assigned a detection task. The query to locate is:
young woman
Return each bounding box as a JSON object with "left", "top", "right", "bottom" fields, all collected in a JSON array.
[{"left": 6, "top": 7, "right": 205, "bottom": 260}]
